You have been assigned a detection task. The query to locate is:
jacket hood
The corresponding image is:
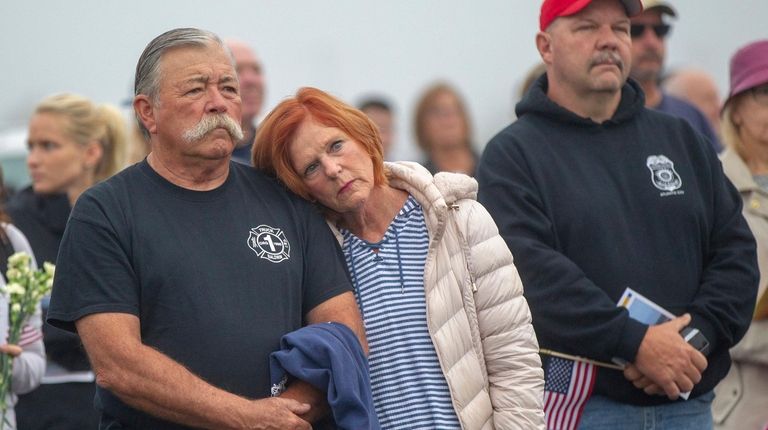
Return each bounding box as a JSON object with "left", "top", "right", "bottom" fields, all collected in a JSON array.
[
  {"left": 516, "top": 73, "right": 646, "bottom": 126},
  {"left": 385, "top": 161, "right": 477, "bottom": 210}
]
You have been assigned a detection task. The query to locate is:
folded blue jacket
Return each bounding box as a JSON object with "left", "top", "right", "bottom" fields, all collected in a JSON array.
[{"left": 269, "top": 322, "right": 380, "bottom": 430}]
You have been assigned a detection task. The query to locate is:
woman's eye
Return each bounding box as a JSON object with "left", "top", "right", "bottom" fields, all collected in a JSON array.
[
  {"left": 34, "top": 140, "right": 58, "bottom": 151},
  {"left": 330, "top": 141, "right": 343, "bottom": 152},
  {"left": 304, "top": 162, "right": 318, "bottom": 177}
]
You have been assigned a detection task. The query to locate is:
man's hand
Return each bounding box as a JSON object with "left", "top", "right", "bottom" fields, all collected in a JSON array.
[
  {"left": 632, "top": 314, "right": 707, "bottom": 400},
  {"left": 622, "top": 364, "right": 663, "bottom": 396},
  {"left": 0, "top": 344, "right": 22, "bottom": 357},
  {"left": 245, "top": 397, "right": 312, "bottom": 430},
  {"left": 280, "top": 379, "right": 329, "bottom": 423}
]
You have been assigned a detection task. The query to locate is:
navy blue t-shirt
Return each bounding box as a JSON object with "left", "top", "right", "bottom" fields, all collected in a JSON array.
[{"left": 47, "top": 160, "right": 352, "bottom": 429}]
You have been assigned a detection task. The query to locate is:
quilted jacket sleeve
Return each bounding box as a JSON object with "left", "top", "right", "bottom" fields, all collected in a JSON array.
[{"left": 460, "top": 200, "right": 545, "bottom": 430}]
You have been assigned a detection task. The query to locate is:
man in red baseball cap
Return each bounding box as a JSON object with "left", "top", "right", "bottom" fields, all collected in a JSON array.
[{"left": 477, "top": 0, "right": 758, "bottom": 428}]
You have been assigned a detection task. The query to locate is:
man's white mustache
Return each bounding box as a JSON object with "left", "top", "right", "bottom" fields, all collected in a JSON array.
[{"left": 183, "top": 114, "right": 244, "bottom": 143}]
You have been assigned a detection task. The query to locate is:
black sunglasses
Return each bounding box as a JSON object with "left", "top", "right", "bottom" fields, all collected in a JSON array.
[{"left": 630, "top": 23, "right": 671, "bottom": 39}]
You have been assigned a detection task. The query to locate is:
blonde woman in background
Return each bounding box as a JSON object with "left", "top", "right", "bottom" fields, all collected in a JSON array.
[
  {"left": 414, "top": 82, "right": 478, "bottom": 176},
  {"left": 7, "top": 93, "right": 126, "bottom": 430},
  {"left": 714, "top": 40, "right": 768, "bottom": 430}
]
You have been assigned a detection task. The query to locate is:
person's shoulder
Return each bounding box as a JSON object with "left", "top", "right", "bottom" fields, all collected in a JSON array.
[
  {"left": 487, "top": 120, "right": 529, "bottom": 147},
  {"left": 661, "top": 93, "right": 699, "bottom": 113},
  {"left": 84, "top": 163, "right": 142, "bottom": 200},
  {"left": 658, "top": 94, "right": 712, "bottom": 127},
  {"left": 232, "top": 163, "right": 317, "bottom": 211},
  {"left": 5, "top": 186, "right": 69, "bottom": 223},
  {"left": 73, "top": 164, "right": 146, "bottom": 219},
  {"left": 5, "top": 186, "right": 38, "bottom": 212},
  {"left": 232, "top": 163, "right": 291, "bottom": 195},
  {"left": 640, "top": 102, "right": 694, "bottom": 128},
  {"left": 484, "top": 117, "right": 551, "bottom": 159}
]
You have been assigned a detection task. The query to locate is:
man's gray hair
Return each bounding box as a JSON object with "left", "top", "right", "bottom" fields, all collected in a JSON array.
[{"left": 133, "top": 28, "right": 230, "bottom": 139}]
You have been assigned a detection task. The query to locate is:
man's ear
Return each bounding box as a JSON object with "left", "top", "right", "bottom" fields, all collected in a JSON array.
[
  {"left": 536, "top": 31, "right": 554, "bottom": 66},
  {"left": 133, "top": 95, "right": 157, "bottom": 136}
]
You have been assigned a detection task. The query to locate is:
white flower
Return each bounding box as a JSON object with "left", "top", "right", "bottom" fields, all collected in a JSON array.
[
  {"left": 1, "top": 251, "right": 55, "bottom": 428},
  {"left": 7, "top": 252, "right": 30, "bottom": 268},
  {"left": 5, "top": 268, "right": 20, "bottom": 281},
  {"left": 5, "top": 282, "right": 25, "bottom": 296},
  {"left": 43, "top": 262, "right": 55, "bottom": 277}
]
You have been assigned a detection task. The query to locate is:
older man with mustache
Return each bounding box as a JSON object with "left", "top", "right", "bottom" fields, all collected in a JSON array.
[
  {"left": 476, "top": 0, "right": 758, "bottom": 429},
  {"left": 629, "top": 0, "right": 721, "bottom": 151},
  {"left": 45, "top": 28, "right": 365, "bottom": 430}
]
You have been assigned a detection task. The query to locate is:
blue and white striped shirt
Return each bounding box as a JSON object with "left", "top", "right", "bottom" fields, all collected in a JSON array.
[{"left": 341, "top": 195, "right": 461, "bottom": 429}]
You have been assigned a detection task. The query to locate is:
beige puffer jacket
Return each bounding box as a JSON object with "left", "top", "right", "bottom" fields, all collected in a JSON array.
[{"left": 331, "top": 161, "right": 545, "bottom": 429}]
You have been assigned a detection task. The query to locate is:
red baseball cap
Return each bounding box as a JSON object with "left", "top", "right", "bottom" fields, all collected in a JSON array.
[{"left": 540, "top": 0, "right": 643, "bottom": 31}]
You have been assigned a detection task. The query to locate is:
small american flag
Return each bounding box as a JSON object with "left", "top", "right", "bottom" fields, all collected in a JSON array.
[{"left": 543, "top": 356, "right": 596, "bottom": 430}]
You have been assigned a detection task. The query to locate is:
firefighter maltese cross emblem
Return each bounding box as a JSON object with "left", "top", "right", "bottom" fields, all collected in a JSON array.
[
  {"left": 248, "top": 225, "right": 291, "bottom": 263},
  {"left": 646, "top": 155, "right": 682, "bottom": 192}
]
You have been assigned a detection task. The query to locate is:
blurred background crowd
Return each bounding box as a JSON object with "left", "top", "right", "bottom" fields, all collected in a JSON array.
[
  {"left": 0, "top": 0, "right": 766, "bottom": 429},
  {"left": 0, "top": 0, "right": 765, "bottom": 191}
]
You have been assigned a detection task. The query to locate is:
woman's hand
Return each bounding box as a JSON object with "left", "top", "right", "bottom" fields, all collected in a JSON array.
[{"left": 0, "top": 344, "right": 23, "bottom": 357}]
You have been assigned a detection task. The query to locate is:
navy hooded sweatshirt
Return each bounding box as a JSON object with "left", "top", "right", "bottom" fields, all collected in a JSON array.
[{"left": 477, "top": 74, "right": 758, "bottom": 405}]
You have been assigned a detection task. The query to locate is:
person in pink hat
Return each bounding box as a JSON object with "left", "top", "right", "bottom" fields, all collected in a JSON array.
[
  {"left": 476, "top": 0, "right": 759, "bottom": 429},
  {"left": 714, "top": 39, "right": 768, "bottom": 430}
]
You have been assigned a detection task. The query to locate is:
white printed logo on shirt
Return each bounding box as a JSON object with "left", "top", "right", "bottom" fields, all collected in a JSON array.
[
  {"left": 646, "top": 155, "right": 683, "bottom": 195},
  {"left": 248, "top": 225, "right": 291, "bottom": 263}
]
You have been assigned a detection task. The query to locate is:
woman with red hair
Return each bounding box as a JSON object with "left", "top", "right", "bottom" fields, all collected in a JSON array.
[{"left": 253, "top": 87, "right": 544, "bottom": 430}]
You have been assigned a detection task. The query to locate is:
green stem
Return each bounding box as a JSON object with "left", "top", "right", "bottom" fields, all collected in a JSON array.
[{"left": 0, "top": 352, "right": 11, "bottom": 430}]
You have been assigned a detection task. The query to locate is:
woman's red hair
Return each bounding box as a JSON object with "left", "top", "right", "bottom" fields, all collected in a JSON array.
[{"left": 253, "top": 87, "right": 387, "bottom": 201}]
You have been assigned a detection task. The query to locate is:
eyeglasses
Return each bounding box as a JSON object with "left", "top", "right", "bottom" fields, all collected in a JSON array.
[
  {"left": 630, "top": 24, "right": 671, "bottom": 39},
  {"left": 751, "top": 85, "right": 768, "bottom": 106}
]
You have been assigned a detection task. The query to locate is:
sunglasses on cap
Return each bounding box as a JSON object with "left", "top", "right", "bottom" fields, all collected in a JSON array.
[{"left": 630, "top": 23, "right": 671, "bottom": 39}]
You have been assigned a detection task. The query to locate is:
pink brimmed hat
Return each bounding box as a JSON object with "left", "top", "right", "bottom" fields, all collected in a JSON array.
[{"left": 726, "top": 40, "right": 768, "bottom": 105}]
